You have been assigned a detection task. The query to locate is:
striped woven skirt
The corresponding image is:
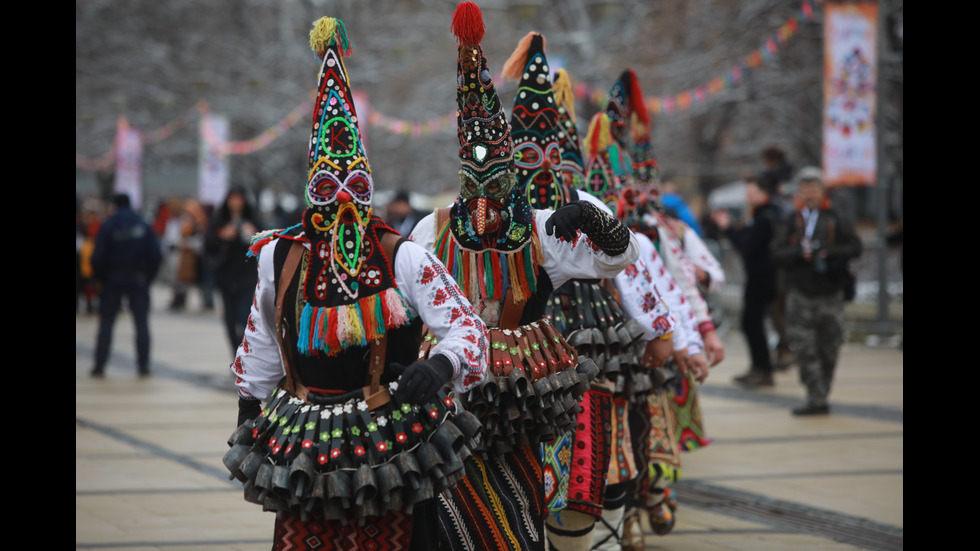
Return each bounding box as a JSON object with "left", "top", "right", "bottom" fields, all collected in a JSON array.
[{"left": 435, "top": 444, "right": 546, "bottom": 551}]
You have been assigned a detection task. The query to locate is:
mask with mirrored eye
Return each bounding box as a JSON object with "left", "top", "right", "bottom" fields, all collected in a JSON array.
[{"left": 459, "top": 169, "right": 515, "bottom": 201}]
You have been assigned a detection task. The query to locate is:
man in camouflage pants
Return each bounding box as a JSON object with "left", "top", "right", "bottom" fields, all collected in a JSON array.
[{"left": 772, "top": 167, "right": 862, "bottom": 415}]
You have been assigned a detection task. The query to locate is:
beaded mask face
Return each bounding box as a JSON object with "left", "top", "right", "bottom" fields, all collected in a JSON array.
[
  {"left": 303, "top": 42, "right": 378, "bottom": 296},
  {"left": 451, "top": 31, "right": 532, "bottom": 251},
  {"left": 582, "top": 112, "right": 628, "bottom": 211}
]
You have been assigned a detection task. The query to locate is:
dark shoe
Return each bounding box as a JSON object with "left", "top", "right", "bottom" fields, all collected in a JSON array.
[
  {"left": 138, "top": 367, "right": 151, "bottom": 378},
  {"left": 773, "top": 349, "right": 795, "bottom": 371},
  {"left": 733, "top": 369, "right": 774, "bottom": 387},
  {"left": 792, "top": 403, "right": 829, "bottom": 416},
  {"left": 90, "top": 368, "right": 105, "bottom": 379}
]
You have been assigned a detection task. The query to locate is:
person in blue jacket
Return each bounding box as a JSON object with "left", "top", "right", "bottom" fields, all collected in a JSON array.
[{"left": 90, "top": 193, "right": 162, "bottom": 377}]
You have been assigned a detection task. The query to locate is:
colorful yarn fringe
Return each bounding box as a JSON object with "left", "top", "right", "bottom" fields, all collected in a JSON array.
[
  {"left": 246, "top": 225, "right": 302, "bottom": 258},
  {"left": 433, "top": 221, "right": 543, "bottom": 304},
  {"left": 309, "top": 16, "right": 352, "bottom": 58},
  {"left": 584, "top": 112, "right": 612, "bottom": 159},
  {"left": 296, "top": 287, "right": 414, "bottom": 356}
]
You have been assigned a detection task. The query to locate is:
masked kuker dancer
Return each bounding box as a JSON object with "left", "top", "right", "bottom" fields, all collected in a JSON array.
[
  {"left": 222, "top": 16, "right": 489, "bottom": 551},
  {"left": 408, "top": 4, "right": 639, "bottom": 550}
]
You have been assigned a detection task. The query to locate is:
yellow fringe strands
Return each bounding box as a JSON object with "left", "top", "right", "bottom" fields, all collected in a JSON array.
[{"left": 553, "top": 69, "right": 577, "bottom": 124}]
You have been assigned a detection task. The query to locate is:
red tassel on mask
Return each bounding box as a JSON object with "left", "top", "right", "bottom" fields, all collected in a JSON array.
[
  {"left": 451, "top": 1, "right": 486, "bottom": 46},
  {"left": 625, "top": 69, "right": 650, "bottom": 128}
]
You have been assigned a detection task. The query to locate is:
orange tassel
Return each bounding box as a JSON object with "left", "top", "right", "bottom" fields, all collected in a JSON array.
[{"left": 501, "top": 32, "right": 542, "bottom": 82}]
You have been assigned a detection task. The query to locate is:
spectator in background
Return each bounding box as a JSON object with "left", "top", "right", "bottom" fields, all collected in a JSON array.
[
  {"left": 711, "top": 173, "right": 781, "bottom": 387},
  {"left": 383, "top": 190, "right": 425, "bottom": 236},
  {"left": 168, "top": 199, "right": 210, "bottom": 311},
  {"left": 206, "top": 186, "right": 260, "bottom": 355},
  {"left": 761, "top": 146, "right": 795, "bottom": 214},
  {"left": 760, "top": 146, "right": 795, "bottom": 368},
  {"left": 772, "top": 167, "right": 863, "bottom": 415},
  {"left": 90, "top": 193, "right": 162, "bottom": 378},
  {"left": 78, "top": 201, "right": 104, "bottom": 315},
  {"left": 661, "top": 180, "right": 704, "bottom": 237}
]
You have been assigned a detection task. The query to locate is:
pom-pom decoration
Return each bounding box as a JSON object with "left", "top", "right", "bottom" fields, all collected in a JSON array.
[
  {"left": 451, "top": 1, "right": 486, "bottom": 46},
  {"left": 309, "top": 16, "right": 352, "bottom": 60}
]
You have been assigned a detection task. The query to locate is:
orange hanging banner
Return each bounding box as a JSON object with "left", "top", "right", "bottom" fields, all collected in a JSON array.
[{"left": 822, "top": 2, "right": 878, "bottom": 187}]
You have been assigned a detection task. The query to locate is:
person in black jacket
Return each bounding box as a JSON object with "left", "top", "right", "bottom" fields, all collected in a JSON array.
[
  {"left": 206, "top": 186, "right": 260, "bottom": 356},
  {"left": 711, "top": 173, "right": 782, "bottom": 387},
  {"left": 90, "top": 193, "right": 162, "bottom": 377}
]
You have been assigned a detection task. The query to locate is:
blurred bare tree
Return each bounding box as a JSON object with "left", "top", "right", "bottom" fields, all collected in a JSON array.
[{"left": 76, "top": 0, "right": 902, "bottom": 219}]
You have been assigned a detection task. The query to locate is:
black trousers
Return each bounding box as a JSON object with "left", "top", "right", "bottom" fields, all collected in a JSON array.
[
  {"left": 741, "top": 275, "right": 774, "bottom": 373},
  {"left": 95, "top": 273, "right": 151, "bottom": 371}
]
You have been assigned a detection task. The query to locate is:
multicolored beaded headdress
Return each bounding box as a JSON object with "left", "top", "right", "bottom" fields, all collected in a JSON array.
[
  {"left": 602, "top": 69, "right": 645, "bottom": 191},
  {"left": 619, "top": 68, "right": 661, "bottom": 199},
  {"left": 582, "top": 111, "right": 628, "bottom": 211},
  {"left": 250, "top": 17, "right": 413, "bottom": 357},
  {"left": 552, "top": 69, "right": 587, "bottom": 196},
  {"left": 502, "top": 32, "right": 565, "bottom": 211},
  {"left": 434, "top": 2, "right": 543, "bottom": 305}
]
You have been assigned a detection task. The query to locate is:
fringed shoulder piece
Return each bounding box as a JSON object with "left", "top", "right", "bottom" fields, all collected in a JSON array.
[
  {"left": 433, "top": 216, "right": 543, "bottom": 305},
  {"left": 294, "top": 220, "right": 415, "bottom": 357}
]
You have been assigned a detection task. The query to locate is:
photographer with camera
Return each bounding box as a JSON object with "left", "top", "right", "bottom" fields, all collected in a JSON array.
[{"left": 772, "top": 167, "right": 862, "bottom": 415}]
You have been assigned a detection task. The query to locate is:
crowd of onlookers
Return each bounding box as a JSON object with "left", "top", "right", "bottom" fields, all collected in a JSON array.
[{"left": 78, "top": 188, "right": 290, "bottom": 375}]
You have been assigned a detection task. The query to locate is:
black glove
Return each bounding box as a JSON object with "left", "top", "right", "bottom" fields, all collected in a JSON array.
[
  {"left": 545, "top": 202, "right": 583, "bottom": 242},
  {"left": 237, "top": 396, "right": 262, "bottom": 427},
  {"left": 392, "top": 355, "right": 454, "bottom": 405}
]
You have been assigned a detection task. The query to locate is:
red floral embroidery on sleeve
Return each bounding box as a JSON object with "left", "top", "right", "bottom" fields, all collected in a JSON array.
[
  {"left": 432, "top": 288, "right": 449, "bottom": 306},
  {"left": 420, "top": 265, "right": 437, "bottom": 285}
]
